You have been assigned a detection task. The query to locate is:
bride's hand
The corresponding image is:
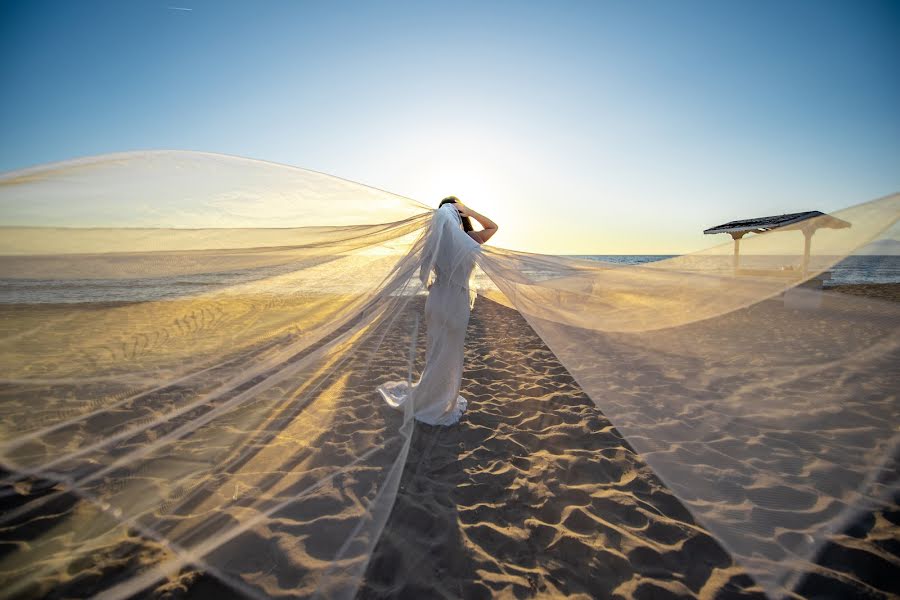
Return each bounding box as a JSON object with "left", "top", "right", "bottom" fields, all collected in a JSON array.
[{"left": 454, "top": 202, "right": 471, "bottom": 217}]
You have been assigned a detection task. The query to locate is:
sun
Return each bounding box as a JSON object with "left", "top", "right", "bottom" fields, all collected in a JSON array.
[
  {"left": 365, "top": 125, "right": 532, "bottom": 248},
  {"left": 401, "top": 140, "right": 507, "bottom": 221}
]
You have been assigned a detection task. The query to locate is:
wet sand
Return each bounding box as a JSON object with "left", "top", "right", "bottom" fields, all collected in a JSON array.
[{"left": 825, "top": 282, "right": 900, "bottom": 303}]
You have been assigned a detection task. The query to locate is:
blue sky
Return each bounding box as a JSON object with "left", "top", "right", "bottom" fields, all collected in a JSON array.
[{"left": 1, "top": 0, "right": 898, "bottom": 252}]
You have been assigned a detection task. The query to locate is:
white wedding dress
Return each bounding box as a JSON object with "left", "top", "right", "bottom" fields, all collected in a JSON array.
[{"left": 377, "top": 204, "right": 480, "bottom": 425}]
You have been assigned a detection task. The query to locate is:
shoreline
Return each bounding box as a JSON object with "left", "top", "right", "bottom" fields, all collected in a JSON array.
[{"left": 824, "top": 282, "right": 900, "bottom": 303}]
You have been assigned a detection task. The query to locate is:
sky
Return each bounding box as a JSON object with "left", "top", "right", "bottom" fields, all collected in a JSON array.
[{"left": 1, "top": 0, "right": 898, "bottom": 253}]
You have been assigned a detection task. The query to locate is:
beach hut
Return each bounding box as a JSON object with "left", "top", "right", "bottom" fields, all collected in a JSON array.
[{"left": 703, "top": 210, "right": 851, "bottom": 284}]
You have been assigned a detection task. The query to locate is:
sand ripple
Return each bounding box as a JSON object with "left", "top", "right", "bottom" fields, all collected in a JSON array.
[{"left": 359, "top": 297, "right": 900, "bottom": 600}]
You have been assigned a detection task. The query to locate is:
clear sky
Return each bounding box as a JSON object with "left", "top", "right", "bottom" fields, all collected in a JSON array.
[{"left": 2, "top": 0, "right": 898, "bottom": 253}]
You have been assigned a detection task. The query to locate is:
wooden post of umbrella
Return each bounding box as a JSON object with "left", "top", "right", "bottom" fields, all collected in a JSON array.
[
  {"left": 730, "top": 231, "right": 746, "bottom": 274},
  {"left": 801, "top": 226, "right": 814, "bottom": 277}
]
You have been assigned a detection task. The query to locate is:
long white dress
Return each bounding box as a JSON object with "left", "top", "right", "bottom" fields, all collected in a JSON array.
[{"left": 377, "top": 204, "right": 479, "bottom": 425}]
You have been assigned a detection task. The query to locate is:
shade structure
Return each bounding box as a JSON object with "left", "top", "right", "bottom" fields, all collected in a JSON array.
[{"left": 704, "top": 210, "right": 854, "bottom": 278}]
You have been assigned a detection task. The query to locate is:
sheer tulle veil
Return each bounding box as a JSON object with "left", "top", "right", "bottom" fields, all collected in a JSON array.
[
  {"left": 377, "top": 203, "right": 479, "bottom": 425},
  {"left": 0, "top": 151, "right": 898, "bottom": 599}
]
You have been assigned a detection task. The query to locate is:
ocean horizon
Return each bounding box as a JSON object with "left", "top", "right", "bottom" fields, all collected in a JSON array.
[
  {"left": 1, "top": 254, "right": 897, "bottom": 305},
  {"left": 573, "top": 254, "right": 900, "bottom": 287}
]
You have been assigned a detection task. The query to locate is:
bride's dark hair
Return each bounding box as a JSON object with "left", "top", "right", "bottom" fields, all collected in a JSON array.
[{"left": 439, "top": 196, "right": 474, "bottom": 232}]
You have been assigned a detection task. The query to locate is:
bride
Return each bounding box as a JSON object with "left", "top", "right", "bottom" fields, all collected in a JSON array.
[{"left": 377, "top": 196, "right": 498, "bottom": 425}]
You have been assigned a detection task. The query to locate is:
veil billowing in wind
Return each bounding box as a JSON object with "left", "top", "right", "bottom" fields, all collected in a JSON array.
[
  {"left": 377, "top": 203, "right": 479, "bottom": 425},
  {"left": 0, "top": 151, "right": 897, "bottom": 599}
]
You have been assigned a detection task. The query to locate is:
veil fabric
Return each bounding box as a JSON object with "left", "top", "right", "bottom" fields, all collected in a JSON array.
[
  {"left": 0, "top": 151, "right": 897, "bottom": 599},
  {"left": 376, "top": 204, "right": 479, "bottom": 425}
]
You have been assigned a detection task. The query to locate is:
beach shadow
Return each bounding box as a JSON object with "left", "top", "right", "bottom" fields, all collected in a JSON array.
[{"left": 360, "top": 298, "right": 770, "bottom": 599}]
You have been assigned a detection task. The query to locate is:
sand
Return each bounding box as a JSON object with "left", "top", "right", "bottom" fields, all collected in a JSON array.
[
  {"left": 1, "top": 284, "right": 897, "bottom": 598},
  {"left": 358, "top": 287, "right": 900, "bottom": 599},
  {"left": 825, "top": 282, "right": 900, "bottom": 304}
]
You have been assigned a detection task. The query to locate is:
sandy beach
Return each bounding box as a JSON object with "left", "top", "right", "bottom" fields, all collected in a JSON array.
[
  {"left": 0, "top": 284, "right": 897, "bottom": 599},
  {"left": 825, "top": 283, "right": 900, "bottom": 304},
  {"left": 359, "top": 285, "right": 900, "bottom": 599},
  {"left": 3, "top": 0, "right": 899, "bottom": 594}
]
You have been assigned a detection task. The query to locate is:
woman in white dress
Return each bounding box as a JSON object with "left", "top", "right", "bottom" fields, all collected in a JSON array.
[{"left": 378, "top": 197, "right": 498, "bottom": 425}]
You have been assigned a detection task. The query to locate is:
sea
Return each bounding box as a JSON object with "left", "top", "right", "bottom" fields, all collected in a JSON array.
[
  {"left": 1, "top": 255, "right": 897, "bottom": 304},
  {"left": 571, "top": 254, "right": 900, "bottom": 287}
]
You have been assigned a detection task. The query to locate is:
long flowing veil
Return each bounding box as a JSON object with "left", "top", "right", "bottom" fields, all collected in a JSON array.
[
  {"left": 377, "top": 203, "right": 479, "bottom": 424},
  {"left": 0, "top": 151, "right": 897, "bottom": 599}
]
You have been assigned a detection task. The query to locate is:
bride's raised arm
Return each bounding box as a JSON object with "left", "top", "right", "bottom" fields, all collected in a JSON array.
[{"left": 456, "top": 202, "right": 498, "bottom": 244}]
